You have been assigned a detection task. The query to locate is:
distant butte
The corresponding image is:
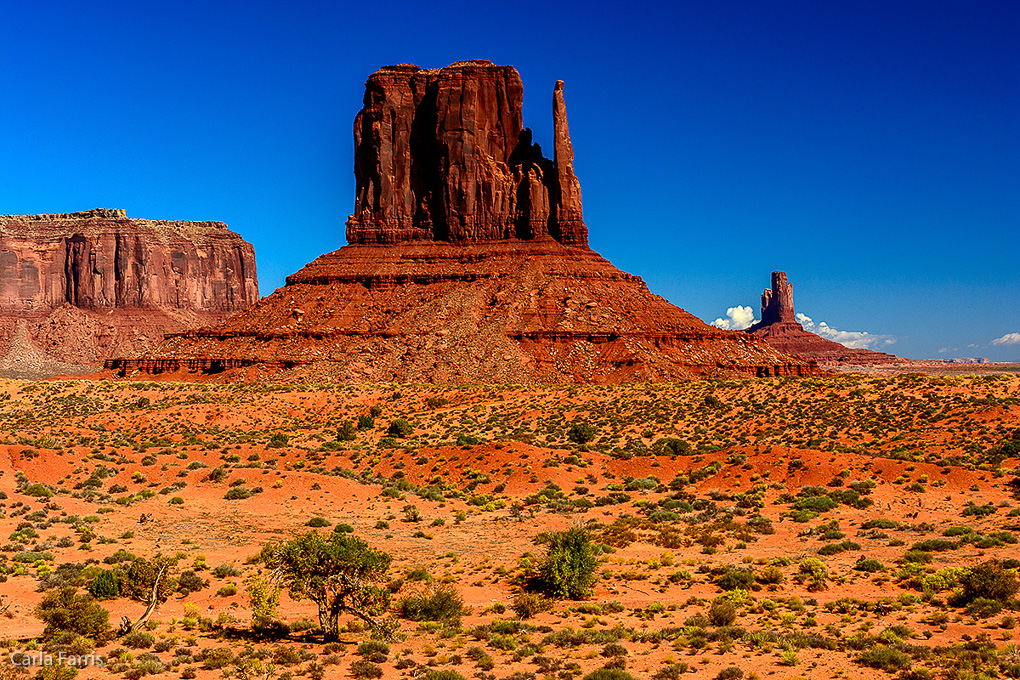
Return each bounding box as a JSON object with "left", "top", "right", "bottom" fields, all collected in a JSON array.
[
  {"left": 0, "top": 208, "right": 257, "bottom": 374},
  {"left": 106, "top": 61, "right": 818, "bottom": 383},
  {"left": 747, "top": 271, "right": 907, "bottom": 366}
]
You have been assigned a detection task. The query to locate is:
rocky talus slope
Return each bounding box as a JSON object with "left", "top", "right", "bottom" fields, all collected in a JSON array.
[
  {"left": 107, "top": 61, "right": 817, "bottom": 383},
  {"left": 0, "top": 208, "right": 258, "bottom": 367}
]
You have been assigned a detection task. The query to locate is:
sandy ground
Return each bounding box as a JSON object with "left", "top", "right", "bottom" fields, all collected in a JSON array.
[{"left": 0, "top": 374, "right": 1017, "bottom": 679}]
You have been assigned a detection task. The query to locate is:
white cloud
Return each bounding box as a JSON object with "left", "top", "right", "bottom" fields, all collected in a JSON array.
[
  {"left": 991, "top": 332, "right": 1020, "bottom": 346},
  {"left": 937, "top": 347, "right": 954, "bottom": 354},
  {"left": 797, "top": 313, "right": 894, "bottom": 350},
  {"left": 712, "top": 305, "right": 756, "bottom": 330}
]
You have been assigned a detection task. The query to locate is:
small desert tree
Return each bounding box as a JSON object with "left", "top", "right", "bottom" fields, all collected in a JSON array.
[{"left": 261, "top": 530, "right": 393, "bottom": 640}]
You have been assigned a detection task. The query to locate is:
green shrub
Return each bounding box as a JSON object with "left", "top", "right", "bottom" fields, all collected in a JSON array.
[
  {"left": 24, "top": 483, "right": 55, "bottom": 498},
  {"left": 796, "top": 559, "right": 828, "bottom": 591},
  {"left": 396, "top": 585, "right": 466, "bottom": 623},
  {"left": 122, "top": 631, "right": 155, "bottom": 649},
  {"left": 708, "top": 598, "right": 737, "bottom": 626},
  {"left": 957, "top": 560, "right": 1019, "bottom": 605},
  {"left": 422, "top": 672, "right": 467, "bottom": 680},
  {"left": 357, "top": 415, "right": 375, "bottom": 430},
  {"left": 35, "top": 586, "right": 111, "bottom": 641},
  {"left": 567, "top": 423, "right": 596, "bottom": 444},
  {"left": 224, "top": 487, "right": 251, "bottom": 500},
  {"left": 582, "top": 670, "right": 636, "bottom": 680},
  {"left": 88, "top": 570, "right": 120, "bottom": 600},
  {"left": 511, "top": 591, "right": 553, "bottom": 619},
  {"left": 387, "top": 419, "right": 414, "bottom": 438},
  {"left": 529, "top": 528, "right": 597, "bottom": 599},
  {"left": 267, "top": 433, "right": 289, "bottom": 448},
  {"left": 350, "top": 660, "right": 383, "bottom": 676},
  {"left": 306, "top": 517, "right": 331, "bottom": 527},
  {"left": 857, "top": 644, "right": 911, "bottom": 672},
  {"left": 337, "top": 421, "right": 357, "bottom": 442}
]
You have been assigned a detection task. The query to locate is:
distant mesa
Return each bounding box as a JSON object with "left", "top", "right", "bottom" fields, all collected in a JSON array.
[
  {"left": 747, "top": 270, "right": 907, "bottom": 366},
  {"left": 0, "top": 209, "right": 257, "bottom": 376},
  {"left": 106, "top": 61, "right": 818, "bottom": 383}
]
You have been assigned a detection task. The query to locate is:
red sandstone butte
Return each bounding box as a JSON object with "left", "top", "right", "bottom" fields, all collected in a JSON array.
[
  {"left": 106, "top": 61, "right": 817, "bottom": 383},
  {"left": 0, "top": 208, "right": 258, "bottom": 368},
  {"left": 748, "top": 270, "right": 907, "bottom": 366}
]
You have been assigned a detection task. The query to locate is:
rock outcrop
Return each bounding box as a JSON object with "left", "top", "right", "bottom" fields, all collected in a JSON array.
[
  {"left": 748, "top": 270, "right": 907, "bottom": 366},
  {"left": 107, "top": 61, "right": 817, "bottom": 383},
  {"left": 346, "top": 61, "right": 586, "bottom": 246},
  {"left": 0, "top": 209, "right": 258, "bottom": 368}
]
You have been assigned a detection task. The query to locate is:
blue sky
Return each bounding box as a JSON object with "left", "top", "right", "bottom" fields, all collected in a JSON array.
[{"left": 2, "top": 0, "right": 1017, "bottom": 360}]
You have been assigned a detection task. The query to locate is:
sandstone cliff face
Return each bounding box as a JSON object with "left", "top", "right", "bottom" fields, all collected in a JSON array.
[
  {"left": 0, "top": 208, "right": 257, "bottom": 313},
  {"left": 0, "top": 208, "right": 258, "bottom": 369},
  {"left": 748, "top": 270, "right": 906, "bottom": 366},
  {"left": 346, "top": 60, "right": 586, "bottom": 246},
  {"left": 107, "top": 62, "right": 816, "bottom": 383}
]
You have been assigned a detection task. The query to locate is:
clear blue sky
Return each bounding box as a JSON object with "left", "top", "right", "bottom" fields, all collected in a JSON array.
[{"left": 2, "top": 0, "right": 1017, "bottom": 360}]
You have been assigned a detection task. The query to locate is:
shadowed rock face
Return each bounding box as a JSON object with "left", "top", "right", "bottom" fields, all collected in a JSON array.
[
  {"left": 0, "top": 208, "right": 258, "bottom": 367},
  {"left": 346, "top": 60, "right": 586, "bottom": 246},
  {"left": 105, "top": 62, "right": 819, "bottom": 383},
  {"left": 760, "top": 271, "right": 796, "bottom": 324},
  {"left": 748, "top": 270, "right": 907, "bottom": 366}
]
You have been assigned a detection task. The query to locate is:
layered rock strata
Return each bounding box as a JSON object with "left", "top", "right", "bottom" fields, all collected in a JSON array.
[
  {"left": 107, "top": 61, "right": 817, "bottom": 383},
  {"left": 0, "top": 209, "right": 258, "bottom": 366},
  {"left": 748, "top": 270, "right": 907, "bottom": 366}
]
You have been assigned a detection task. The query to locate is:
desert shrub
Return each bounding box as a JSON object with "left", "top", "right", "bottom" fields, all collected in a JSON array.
[
  {"left": 653, "top": 438, "right": 692, "bottom": 456},
  {"left": 216, "top": 584, "right": 237, "bottom": 597},
  {"left": 88, "top": 570, "right": 120, "bottom": 599},
  {"left": 456, "top": 434, "right": 480, "bottom": 446},
  {"left": 422, "top": 672, "right": 466, "bottom": 680},
  {"left": 306, "top": 516, "right": 331, "bottom": 527},
  {"left": 212, "top": 563, "right": 241, "bottom": 578},
  {"left": 912, "top": 539, "right": 958, "bottom": 552},
  {"left": 511, "top": 591, "right": 553, "bottom": 619},
  {"left": 957, "top": 560, "right": 1019, "bottom": 605},
  {"left": 36, "top": 666, "right": 78, "bottom": 680},
  {"left": 24, "top": 483, "right": 55, "bottom": 498},
  {"left": 714, "top": 567, "right": 755, "bottom": 591},
  {"left": 796, "top": 559, "right": 828, "bottom": 591},
  {"left": 965, "top": 597, "right": 1003, "bottom": 618},
  {"left": 387, "top": 419, "right": 413, "bottom": 437},
  {"left": 397, "top": 585, "right": 466, "bottom": 623},
  {"left": 715, "top": 667, "right": 743, "bottom": 680},
  {"left": 349, "top": 660, "right": 383, "bottom": 678},
  {"left": 200, "top": 647, "right": 235, "bottom": 669},
  {"left": 708, "top": 598, "right": 737, "bottom": 626},
  {"left": 582, "top": 670, "right": 636, "bottom": 680},
  {"left": 855, "top": 559, "right": 885, "bottom": 573},
  {"left": 857, "top": 644, "right": 911, "bottom": 672},
  {"left": 122, "top": 631, "right": 155, "bottom": 649},
  {"left": 35, "top": 586, "right": 111, "bottom": 641},
  {"left": 177, "top": 570, "right": 207, "bottom": 594},
  {"left": 527, "top": 528, "right": 597, "bottom": 599},
  {"left": 356, "top": 640, "right": 390, "bottom": 662},
  {"left": 337, "top": 421, "right": 357, "bottom": 442},
  {"left": 224, "top": 487, "right": 251, "bottom": 500},
  {"left": 567, "top": 422, "right": 596, "bottom": 444},
  {"left": 757, "top": 565, "right": 785, "bottom": 585},
  {"left": 818, "top": 541, "right": 861, "bottom": 556},
  {"left": 268, "top": 433, "right": 289, "bottom": 448}
]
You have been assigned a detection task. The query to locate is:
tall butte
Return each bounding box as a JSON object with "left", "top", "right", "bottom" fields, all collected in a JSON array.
[
  {"left": 748, "top": 270, "right": 906, "bottom": 366},
  {"left": 107, "top": 60, "right": 817, "bottom": 382}
]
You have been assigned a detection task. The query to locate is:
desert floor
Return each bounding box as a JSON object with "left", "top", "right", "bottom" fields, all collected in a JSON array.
[{"left": 0, "top": 373, "right": 1018, "bottom": 680}]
